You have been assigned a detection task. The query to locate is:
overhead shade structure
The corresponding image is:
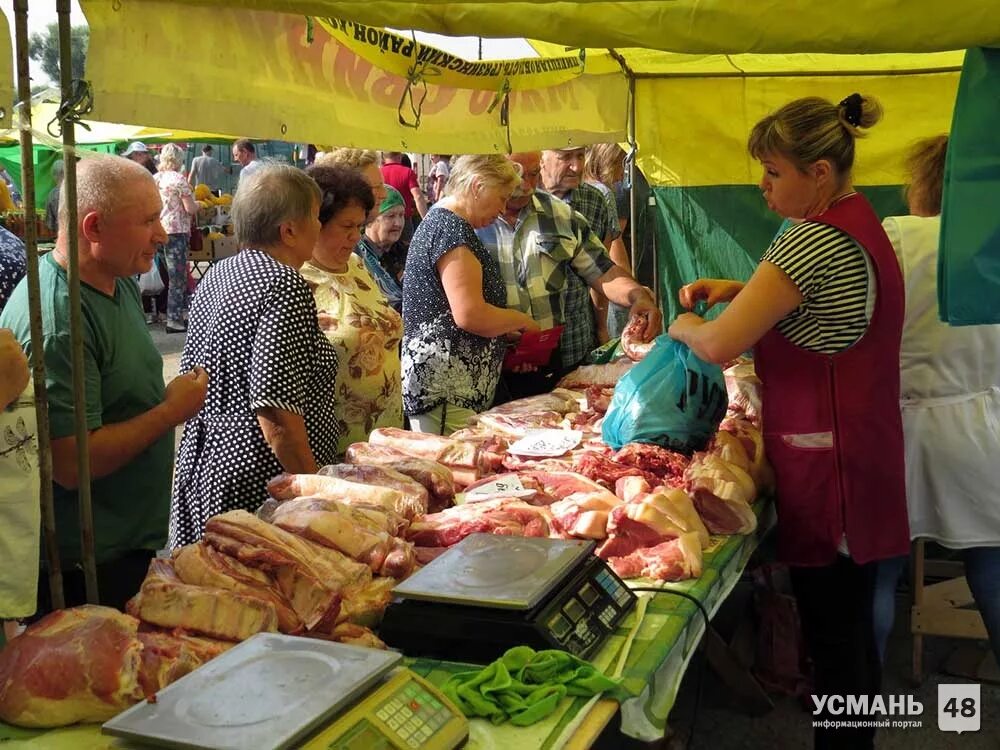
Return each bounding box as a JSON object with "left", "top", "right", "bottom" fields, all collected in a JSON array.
[
  {"left": 82, "top": 1, "right": 628, "bottom": 153},
  {"left": 127, "top": 0, "right": 1000, "bottom": 55},
  {"left": 0, "top": 11, "right": 12, "bottom": 130}
]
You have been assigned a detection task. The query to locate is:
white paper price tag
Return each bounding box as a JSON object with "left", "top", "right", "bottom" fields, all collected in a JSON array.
[
  {"left": 938, "top": 683, "right": 980, "bottom": 733},
  {"left": 508, "top": 429, "right": 583, "bottom": 457},
  {"left": 465, "top": 476, "right": 536, "bottom": 501}
]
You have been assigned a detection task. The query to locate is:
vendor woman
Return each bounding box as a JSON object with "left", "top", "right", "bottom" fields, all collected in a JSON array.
[{"left": 667, "top": 94, "right": 908, "bottom": 750}]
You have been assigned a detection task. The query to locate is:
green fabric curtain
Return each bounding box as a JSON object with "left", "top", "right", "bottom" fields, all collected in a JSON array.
[
  {"left": 938, "top": 47, "right": 1000, "bottom": 325},
  {"left": 652, "top": 185, "right": 908, "bottom": 323}
]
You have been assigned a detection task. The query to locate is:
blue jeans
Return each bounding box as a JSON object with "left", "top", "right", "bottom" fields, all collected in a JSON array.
[{"left": 874, "top": 547, "right": 1000, "bottom": 665}]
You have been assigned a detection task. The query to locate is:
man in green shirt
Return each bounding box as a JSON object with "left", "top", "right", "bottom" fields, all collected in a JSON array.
[{"left": 0, "top": 156, "right": 208, "bottom": 610}]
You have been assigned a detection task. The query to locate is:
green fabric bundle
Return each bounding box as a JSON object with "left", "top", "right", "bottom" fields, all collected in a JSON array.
[{"left": 441, "top": 646, "right": 625, "bottom": 726}]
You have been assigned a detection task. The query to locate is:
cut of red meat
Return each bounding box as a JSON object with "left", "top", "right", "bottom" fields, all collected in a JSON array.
[
  {"left": 584, "top": 385, "right": 614, "bottom": 414},
  {"left": 606, "top": 533, "right": 703, "bottom": 581},
  {"left": 557, "top": 361, "right": 634, "bottom": 389},
  {"left": 572, "top": 450, "right": 661, "bottom": 489},
  {"left": 613, "top": 443, "right": 690, "bottom": 487},
  {"left": 548, "top": 491, "right": 621, "bottom": 539},
  {"left": 501, "top": 454, "right": 575, "bottom": 473}
]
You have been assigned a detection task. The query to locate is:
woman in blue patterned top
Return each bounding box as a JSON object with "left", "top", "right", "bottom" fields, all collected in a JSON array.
[{"left": 402, "top": 155, "right": 539, "bottom": 435}]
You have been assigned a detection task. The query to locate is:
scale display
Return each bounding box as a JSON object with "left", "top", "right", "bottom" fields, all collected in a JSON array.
[{"left": 381, "top": 534, "right": 636, "bottom": 663}]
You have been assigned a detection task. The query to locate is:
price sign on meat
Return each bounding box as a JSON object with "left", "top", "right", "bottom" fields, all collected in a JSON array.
[
  {"left": 465, "top": 476, "right": 536, "bottom": 501},
  {"left": 508, "top": 429, "right": 583, "bottom": 457}
]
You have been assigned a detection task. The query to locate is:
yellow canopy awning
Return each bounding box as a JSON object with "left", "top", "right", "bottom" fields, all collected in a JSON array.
[{"left": 147, "top": 0, "right": 1000, "bottom": 55}]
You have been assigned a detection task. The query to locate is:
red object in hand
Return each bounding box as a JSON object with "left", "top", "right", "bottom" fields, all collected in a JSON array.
[{"left": 502, "top": 326, "right": 564, "bottom": 371}]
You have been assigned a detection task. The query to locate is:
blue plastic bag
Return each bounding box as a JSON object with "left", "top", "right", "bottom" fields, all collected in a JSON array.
[{"left": 601, "top": 336, "right": 728, "bottom": 453}]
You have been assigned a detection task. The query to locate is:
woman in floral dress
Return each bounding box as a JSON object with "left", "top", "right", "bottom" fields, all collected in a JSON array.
[
  {"left": 301, "top": 165, "right": 404, "bottom": 453},
  {"left": 401, "top": 155, "right": 539, "bottom": 435}
]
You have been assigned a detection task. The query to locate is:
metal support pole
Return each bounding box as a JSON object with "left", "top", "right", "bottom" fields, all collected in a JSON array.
[
  {"left": 58, "top": 0, "right": 98, "bottom": 603},
  {"left": 627, "top": 74, "right": 638, "bottom": 277},
  {"left": 13, "top": 0, "right": 63, "bottom": 610}
]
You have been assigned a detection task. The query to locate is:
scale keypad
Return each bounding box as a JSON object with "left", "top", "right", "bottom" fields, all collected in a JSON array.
[
  {"left": 374, "top": 682, "right": 451, "bottom": 748},
  {"left": 539, "top": 560, "right": 635, "bottom": 658}
]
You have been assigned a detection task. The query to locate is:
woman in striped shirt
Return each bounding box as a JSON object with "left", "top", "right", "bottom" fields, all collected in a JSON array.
[{"left": 669, "top": 94, "right": 909, "bottom": 750}]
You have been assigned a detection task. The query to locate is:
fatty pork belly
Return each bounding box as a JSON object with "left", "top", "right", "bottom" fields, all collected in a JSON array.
[
  {"left": 344, "top": 442, "right": 456, "bottom": 511},
  {"left": 406, "top": 498, "right": 551, "bottom": 548},
  {"left": 368, "top": 427, "right": 482, "bottom": 487},
  {"left": 126, "top": 558, "right": 280, "bottom": 642},
  {"left": 202, "top": 510, "right": 373, "bottom": 631},
  {"left": 261, "top": 496, "right": 416, "bottom": 579},
  {"left": 317, "top": 463, "right": 429, "bottom": 516},
  {"left": 267, "top": 472, "right": 422, "bottom": 520}
]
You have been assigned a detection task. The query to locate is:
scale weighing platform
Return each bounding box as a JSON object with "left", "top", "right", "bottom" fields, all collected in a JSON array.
[
  {"left": 380, "top": 534, "right": 636, "bottom": 664},
  {"left": 102, "top": 633, "right": 468, "bottom": 750}
]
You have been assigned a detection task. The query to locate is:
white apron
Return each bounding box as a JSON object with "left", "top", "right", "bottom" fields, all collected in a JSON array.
[
  {"left": 885, "top": 215, "right": 1000, "bottom": 548},
  {"left": 0, "top": 379, "right": 40, "bottom": 617}
]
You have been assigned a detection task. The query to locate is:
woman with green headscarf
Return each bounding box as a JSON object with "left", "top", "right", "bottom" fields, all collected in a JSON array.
[{"left": 355, "top": 186, "right": 407, "bottom": 312}]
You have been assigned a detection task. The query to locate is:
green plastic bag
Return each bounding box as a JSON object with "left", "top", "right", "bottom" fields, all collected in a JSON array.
[{"left": 601, "top": 336, "right": 728, "bottom": 452}]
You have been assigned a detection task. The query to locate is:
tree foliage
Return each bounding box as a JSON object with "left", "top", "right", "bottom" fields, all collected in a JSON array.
[{"left": 28, "top": 24, "right": 89, "bottom": 85}]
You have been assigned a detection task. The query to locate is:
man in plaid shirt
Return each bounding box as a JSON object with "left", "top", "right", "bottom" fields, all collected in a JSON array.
[
  {"left": 477, "top": 152, "right": 660, "bottom": 401},
  {"left": 541, "top": 146, "right": 622, "bottom": 344}
]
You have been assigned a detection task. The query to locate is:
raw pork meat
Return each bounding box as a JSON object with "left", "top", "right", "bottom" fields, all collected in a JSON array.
[
  {"left": 267, "top": 473, "right": 420, "bottom": 520},
  {"left": 406, "top": 499, "right": 551, "bottom": 547},
  {"left": 548, "top": 491, "right": 621, "bottom": 539},
  {"left": 203, "top": 510, "right": 372, "bottom": 630},
  {"left": 172, "top": 543, "right": 301, "bottom": 633},
  {"left": 723, "top": 359, "right": 762, "bottom": 426},
  {"left": 264, "top": 496, "right": 416, "bottom": 578},
  {"left": 573, "top": 450, "right": 661, "bottom": 489},
  {"left": 344, "top": 443, "right": 455, "bottom": 504},
  {"left": 126, "top": 559, "right": 280, "bottom": 642},
  {"left": 501, "top": 454, "right": 575, "bottom": 473},
  {"left": 719, "top": 418, "right": 774, "bottom": 491},
  {"left": 621, "top": 314, "right": 656, "bottom": 361},
  {"left": 475, "top": 411, "right": 566, "bottom": 438},
  {"left": 368, "top": 428, "right": 479, "bottom": 469},
  {"left": 0, "top": 606, "right": 145, "bottom": 727},
  {"left": 607, "top": 532, "right": 704, "bottom": 581},
  {"left": 584, "top": 385, "right": 614, "bottom": 414},
  {"left": 135, "top": 629, "right": 232, "bottom": 698},
  {"left": 480, "top": 389, "right": 582, "bottom": 417},
  {"left": 615, "top": 476, "right": 651, "bottom": 502},
  {"left": 685, "top": 454, "right": 758, "bottom": 535},
  {"left": 317, "top": 464, "right": 429, "bottom": 515},
  {"left": 613, "top": 443, "right": 690, "bottom": 487},
  {"left": 557, "top": 361, "right": 635, "bottom": 389}
]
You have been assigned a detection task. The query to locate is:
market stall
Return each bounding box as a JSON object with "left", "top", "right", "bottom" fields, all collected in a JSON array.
[{"left": 0, "top": 343, "right": 772, "bottom": 747}]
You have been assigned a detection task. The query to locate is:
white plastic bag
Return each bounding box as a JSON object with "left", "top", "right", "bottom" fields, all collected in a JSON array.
[{"left": 138, "top": 257, "right": 164, "bottom": 296}]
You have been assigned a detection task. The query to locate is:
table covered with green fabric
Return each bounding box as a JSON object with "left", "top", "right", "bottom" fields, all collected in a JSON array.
[{"left": 0, "top": 501, "right": 773, "bottom": 750}]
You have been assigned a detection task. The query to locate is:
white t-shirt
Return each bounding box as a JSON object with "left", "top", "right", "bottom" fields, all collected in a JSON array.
[{"left": 237, "top": 158, "right": 264, "bottom": 187}]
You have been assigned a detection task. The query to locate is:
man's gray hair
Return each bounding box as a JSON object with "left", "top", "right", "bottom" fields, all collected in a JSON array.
[
  {"left": 232, "top": 162, "right": 321, "bottom": 249},
  {"left": 59, "top": 155, "right": 154, "bottom": 233}
]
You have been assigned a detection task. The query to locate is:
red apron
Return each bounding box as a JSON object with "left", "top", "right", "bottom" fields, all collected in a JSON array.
[{"left": 755, "top": 193, "right": 910, "bottom": 566}]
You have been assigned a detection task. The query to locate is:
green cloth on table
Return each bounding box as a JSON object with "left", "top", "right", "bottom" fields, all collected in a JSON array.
[{"left": 441, "top": 645, "right": 624, "bottom": 727}]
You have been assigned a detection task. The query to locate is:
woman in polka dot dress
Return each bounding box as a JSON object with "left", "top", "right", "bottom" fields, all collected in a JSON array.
[
  {"left": 402, "top": 155, "right": 539, "bottom": 435},
  {"left": 168, "top": 164, "right": 341, "bottom": 548}
]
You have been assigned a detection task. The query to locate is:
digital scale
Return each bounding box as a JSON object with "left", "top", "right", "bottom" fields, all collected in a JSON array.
[
  {"left": 102, "top": 633, "right": 468, "bottom": 750},
  {"left": 380, "top": 534, "right": 636, "bottom": 664}
]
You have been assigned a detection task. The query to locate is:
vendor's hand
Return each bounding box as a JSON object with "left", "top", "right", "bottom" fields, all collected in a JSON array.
[
  {"left": 678, "top": 279, "right": 743, "bottom": 310},
  {"left": 628, "top": 292, "right": 662, "bottom": 341},
  {"left": 164, "top": 366, "right": 209, "bottom": 424},
  {"left": 668, "top": 312, "right": 705, "bottom": 343},
  {"left": 0, "top": 329, "right": 29, "bottom": 410}
]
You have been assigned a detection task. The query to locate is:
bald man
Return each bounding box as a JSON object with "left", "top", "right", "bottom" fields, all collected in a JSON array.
[{"left": 0, "top": 156, "right": 208, "bottom": 610}]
